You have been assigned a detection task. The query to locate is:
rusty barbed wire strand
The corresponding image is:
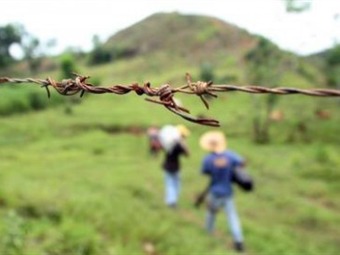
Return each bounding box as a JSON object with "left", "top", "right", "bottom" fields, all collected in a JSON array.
[{"left": 1, "top": 73, "right": 339, "bottom": 127}]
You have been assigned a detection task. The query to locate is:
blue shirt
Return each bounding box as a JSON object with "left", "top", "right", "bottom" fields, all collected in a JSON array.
[{"left": 201, "top": 150, "right": 244, "bottom": 197}]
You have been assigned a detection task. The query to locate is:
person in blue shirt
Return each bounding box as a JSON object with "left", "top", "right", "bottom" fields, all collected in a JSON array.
[{"left": 199, "top": 131, "right": 245, "bottom": 252}]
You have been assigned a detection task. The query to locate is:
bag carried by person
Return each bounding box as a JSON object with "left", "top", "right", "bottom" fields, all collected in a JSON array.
[
  {"left": 231, "top": 168, "right": 254, "bottom": 192},
  {"left": 159, "top": 125, "right": 181, "bottom": 153}
]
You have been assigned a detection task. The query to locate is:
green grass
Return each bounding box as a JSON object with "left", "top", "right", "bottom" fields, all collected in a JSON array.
[
  {"left": 0, "top": 53, "right": 339, "bottom": 254},
  {"left": 0, "top": 85, "right": 339, "bottom": 255}
]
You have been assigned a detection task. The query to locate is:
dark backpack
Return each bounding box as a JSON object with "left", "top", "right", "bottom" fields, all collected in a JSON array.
[{"left": 231, "top": 168, "right": 254, "bottom": 192}]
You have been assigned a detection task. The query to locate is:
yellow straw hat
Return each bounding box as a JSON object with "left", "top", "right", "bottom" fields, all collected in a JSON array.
[
  {"left": 176, "top": 125, "right": 190, "bottom": 138},
  {"left": 199, "top": 131, "right": 227, "bottom": 153}
]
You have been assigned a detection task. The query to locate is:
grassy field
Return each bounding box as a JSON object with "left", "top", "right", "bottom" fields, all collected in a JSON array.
[{"left": 0, "top": 55, "right": 340, "bottom": 255}]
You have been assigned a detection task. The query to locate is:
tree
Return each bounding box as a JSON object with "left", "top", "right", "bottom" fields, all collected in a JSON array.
[
  {"left": 245, "top": 37, "right": 284, "bottom": 143},
  {"left": 325, "top": 44, "right": 340, "bottom": 88},
  {"left": 0, "top": 24, "right": 22, "bottom": 68},
  {"left": 20, "top": 27, "right": 57, "bottom": 74},
  {"left": 21, "top": 35, "right": 41, "bottom": 74},
  {"left": 283, "top": 0, "right": 311, "bottom": 13},
  {"left": 88, "top": 35, "right": 111, "bottom": 65}
]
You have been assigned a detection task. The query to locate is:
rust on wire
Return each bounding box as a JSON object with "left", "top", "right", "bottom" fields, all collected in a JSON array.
[{"left": 1, "top": 73, "right": 340, "bottom": 127}]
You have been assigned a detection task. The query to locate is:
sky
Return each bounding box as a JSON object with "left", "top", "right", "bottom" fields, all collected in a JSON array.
[{"left": 1, "top": 0, "right": 339, "bottom": 57}]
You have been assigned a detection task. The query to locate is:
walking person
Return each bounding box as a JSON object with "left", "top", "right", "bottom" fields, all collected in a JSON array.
[
  {"left": 159, "top": 125, "right": 190, "bottom": 208},
  {"left": 146, "top": 125, "right": 162, "bottom": 157},
  {"left": 199, "top": 131, "right": 246, "bottom": 252}
]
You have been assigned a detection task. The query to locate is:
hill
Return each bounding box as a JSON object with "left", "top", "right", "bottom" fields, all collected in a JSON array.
[
  {"left": 105, "top": 12, "right": 256, "bottom": 60},
  {"left": 102, "top": 12, "right": 325, "bottom": 86},
  {"left": 305, "top": 45, "right": 340, "bottom": 88}
]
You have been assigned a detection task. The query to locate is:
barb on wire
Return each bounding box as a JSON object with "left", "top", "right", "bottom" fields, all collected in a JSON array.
[{"left": 1, "top": 73, "right": 339, "bottom": 127}]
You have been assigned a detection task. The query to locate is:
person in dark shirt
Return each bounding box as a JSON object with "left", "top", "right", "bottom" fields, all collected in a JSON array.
[
  {"left": 199, "top": 131, "right": 246, "bottom": 252},
  {"left": 161, "top": 125, "right": 190, "bottom": 208}
]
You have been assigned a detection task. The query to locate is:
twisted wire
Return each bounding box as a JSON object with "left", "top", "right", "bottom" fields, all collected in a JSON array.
[{"left": 1, "top": 73, "right": 339, "bottom": 127}]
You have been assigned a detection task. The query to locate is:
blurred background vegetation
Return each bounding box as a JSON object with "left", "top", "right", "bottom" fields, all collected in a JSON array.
[{"left": 0, "top": 1, "right": 339, "bottom": 254}]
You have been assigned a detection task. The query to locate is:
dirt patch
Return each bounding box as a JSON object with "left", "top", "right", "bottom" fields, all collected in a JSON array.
[{"left": 70, "top": 123, "right": 147, "bottom": 136}]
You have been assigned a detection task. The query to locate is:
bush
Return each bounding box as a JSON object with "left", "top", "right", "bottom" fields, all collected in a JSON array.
[
  {"left": 28, "top": 91, "right": 48, "bottom": 110},
  {"left": 199, "top": 62, "right": 214, "bottom": 82},
  {"left": 88, "top": 47, "right": 112, "bottom": 65},
  {"left": 0, "top": 89, "right": 30, "bottom": 116},
  {"left": 60, "top": 54, "right": 78, "bottom": 79},
  {"left": 0, "top": 86, "right": 67, "bottom": 116}
]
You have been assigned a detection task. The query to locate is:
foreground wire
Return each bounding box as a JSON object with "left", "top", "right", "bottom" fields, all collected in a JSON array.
[{"left": 1, "top": 73, "right": 339, "bottom": 127}]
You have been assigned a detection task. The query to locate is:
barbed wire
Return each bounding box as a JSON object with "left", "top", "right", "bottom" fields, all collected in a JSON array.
[{"left": 1, "top": 73, "right": 339, "bottom": 127}]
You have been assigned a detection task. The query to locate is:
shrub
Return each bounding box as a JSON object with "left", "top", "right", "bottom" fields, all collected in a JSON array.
[
  {"left": 199, "top": 62, "right": 214, "bottom": 82},
  {"left": 28, "top": 91, "right": 48, "bottom": 110},
  {"left": 60, "top": 53, "right": 78, "bottom": 79},
  {"left": 0, "top": 86, "right": 67, "bottom": 116}
]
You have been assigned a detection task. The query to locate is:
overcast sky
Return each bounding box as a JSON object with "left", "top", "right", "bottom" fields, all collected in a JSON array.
[{"left": 1, "top": 0, "right": 339, "bottom": 56}]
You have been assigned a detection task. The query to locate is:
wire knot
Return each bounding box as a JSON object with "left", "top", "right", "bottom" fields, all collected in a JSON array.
[
  {"left": 184, "top": 73, "right": 216, "bottom": 109},
  {"left": 191, "top": 81, "right": 210, "bottom": 95},
  {"left": 158, "top": 84, "right": 173, "bottom": 101}
]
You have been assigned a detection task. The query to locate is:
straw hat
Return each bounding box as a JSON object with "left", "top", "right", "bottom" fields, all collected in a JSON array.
[
  {"left": 176, "top": 125, "right": 190, "bottom": 138},
  {"left": 199, "top": 131, "right": 227, "bottom": 153}
]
